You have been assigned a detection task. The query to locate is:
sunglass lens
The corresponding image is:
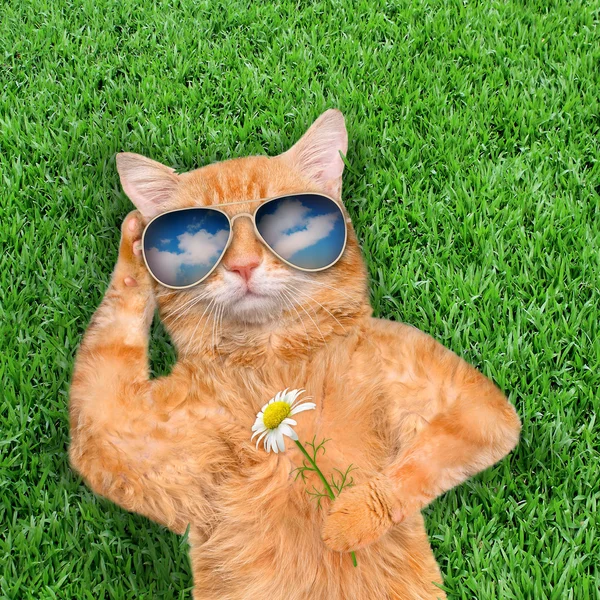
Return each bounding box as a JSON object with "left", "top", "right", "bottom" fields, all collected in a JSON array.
[
  {"left": 143, "top": 209, "right": 230, "bottom": 287},
  {"left": 255, "top": 194, "right": 346, "bottom": 270}
]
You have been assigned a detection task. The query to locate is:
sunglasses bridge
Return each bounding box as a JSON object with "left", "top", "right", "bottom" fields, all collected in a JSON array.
[{"left": 229, "top": 212, "right": 255, "bottom": 223}]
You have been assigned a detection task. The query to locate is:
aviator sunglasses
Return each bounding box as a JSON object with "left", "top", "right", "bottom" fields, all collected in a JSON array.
[{"left": 141, "top": 192, "right": 349, "bottom": 289}]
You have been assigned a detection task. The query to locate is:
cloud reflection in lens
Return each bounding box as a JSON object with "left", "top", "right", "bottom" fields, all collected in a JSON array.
[
  {"left": 256, "top": 195, "right": 345, "bottom": 270},
  {"left": 144, "top": 209, "right": 230, "bottom": 287}
]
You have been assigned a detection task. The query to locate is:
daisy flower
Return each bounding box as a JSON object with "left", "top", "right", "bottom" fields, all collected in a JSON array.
[
  {"left": 250, "top": 387, "right": 359, "bottom": 566},
  {"left": 251, "top": 388, "right": 316, "bottom": 453}
]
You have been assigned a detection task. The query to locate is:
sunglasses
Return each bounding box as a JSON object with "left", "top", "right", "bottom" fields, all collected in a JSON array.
[{"left": 141, "top": 192, "right": 349, "bottom": 289}]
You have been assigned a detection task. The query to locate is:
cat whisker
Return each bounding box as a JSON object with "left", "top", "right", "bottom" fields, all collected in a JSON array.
[
  {"left": 168, "top": 291, "right": 212, "bottom": 325},
  {"left": 277, "top": 289, "right": 311, "bottom": 351},
  {"left": 199, "top": 300, "right": 217, "bottom": 355},
  {"left": 286, "top": 286, "right": 328, "bottom": 335},
  {"left": 212, "top": 301, "right": 225, "bottom": 357},
  {"left": 285, "top": 283, "right": 347, "bottom": 334},
  {"left": 184, "top": 297, "right": 216, "bottom": 356},
  {"left": 218, "top": 303, "right": 226, "bottom": 355},
  {"left": 210, "top": 304, "right": 216, "bottom": 353},
  {"left": 302, "top": 304, "right": 327, "bottom": 346},
  {"left": 285, "top": 291, "right": 326, "bottom": 346},
  {"left": 203, "top": 298, "right": 218, "bottom": 331},
  {"left": 303, "top": 279, "right": 358, "bottom": 303},
  {"left": 155, "top": 289, "right": 179, "bottom": 299}
]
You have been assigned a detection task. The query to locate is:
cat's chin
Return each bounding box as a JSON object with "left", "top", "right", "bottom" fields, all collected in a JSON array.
[{"left": 226, "top": 292, "right": 282, "bottom": 325}]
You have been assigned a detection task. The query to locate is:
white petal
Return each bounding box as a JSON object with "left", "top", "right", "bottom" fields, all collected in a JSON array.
[
  {"left": 281, "top": 418, "right": 297, "bottom": 427},
  {"left": 251, "top": 420, "right": 266, "bottom": 432},
  {"left": 255, "top": 429, "right": 269, "bottom": 448},
  {"left": 276, "top": 430, "right": 286, "bottom": 452},
  {"left": 279, "top": 423, "right": 298, "bottom": 441},
  {"left": 290, "top": 394, "right": 312, "bottom": 410},
  {"left": 251, "top": 424, "right": 267, "bottom": 440},
  {"left": 290, "top": 402, "right": 316, "bottom": 415},
  {"left": 264, "top": 432, "right": 273, "bottom": 453},
  {"left": 285, "top": 389, "right": 303, "bottom": 405},
  {"left": 271, "top": 434, "right": 279, "bottom": 453}
]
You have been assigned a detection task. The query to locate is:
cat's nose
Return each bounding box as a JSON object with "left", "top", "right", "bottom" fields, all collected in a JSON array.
[{"left": 224, "top": 257, "right": 261, "bottom": 282}]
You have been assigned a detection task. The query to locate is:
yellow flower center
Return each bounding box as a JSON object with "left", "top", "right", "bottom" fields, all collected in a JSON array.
[{"left": 262, "top": 401, "right": 291, "bottom": 429}]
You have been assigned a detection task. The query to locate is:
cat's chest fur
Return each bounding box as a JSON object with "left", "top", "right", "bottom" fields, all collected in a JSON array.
[
  {"left": 183, "top": 335, "right": 395, "bottom": 527},
  {"left": 178, "top": 345, "right": 398, "bottom": 592}
]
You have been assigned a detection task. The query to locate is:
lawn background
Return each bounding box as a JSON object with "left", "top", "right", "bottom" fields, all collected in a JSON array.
[{"left": 1, "top": 0, "right": 599, "bottom": 598}]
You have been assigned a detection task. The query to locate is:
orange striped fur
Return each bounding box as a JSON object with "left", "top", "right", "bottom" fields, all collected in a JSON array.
[{"left": 69, "top": 110, "right": 521, "bottom": 599}]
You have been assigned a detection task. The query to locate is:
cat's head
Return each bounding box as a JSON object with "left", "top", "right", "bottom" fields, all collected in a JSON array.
[{"left": 116, "top": 110, "right": 369, "bottom": 351}]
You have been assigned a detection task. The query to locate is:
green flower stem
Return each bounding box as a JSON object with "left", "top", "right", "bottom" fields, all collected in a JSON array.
[
  {"left": 294, "top": 439, "right": 336, "bottom": 499},
  {"left": 294, "top": 439, "right": 358, "bottom": 567}
]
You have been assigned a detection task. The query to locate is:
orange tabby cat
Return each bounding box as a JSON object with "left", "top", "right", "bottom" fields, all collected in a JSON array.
[{"left": 69, "top": 109, "right": 521, "bottom": 599}]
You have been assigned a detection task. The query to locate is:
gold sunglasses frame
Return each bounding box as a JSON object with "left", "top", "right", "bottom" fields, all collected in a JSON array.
[{"left": 141, "top": 192, "right": 350, "bottom": 290}]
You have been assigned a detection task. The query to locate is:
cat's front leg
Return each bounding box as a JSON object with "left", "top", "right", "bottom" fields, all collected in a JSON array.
[
  {"left": 322, "top": 325, "right": 521, "bottom": 553},
  {"left": 69, "top": 212, "right": 199, "bottom": 533},
  {"left": 321, "top": 473, "right": 399, "bottom": 552},
  {"left": 76, "top": 210, "right": 156, "bottom": 354}
]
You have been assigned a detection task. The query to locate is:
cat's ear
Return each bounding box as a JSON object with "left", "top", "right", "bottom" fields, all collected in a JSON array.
[
  {"left": 280, "top": 109, "right": 348, "bottom": 199},
  {"left": 116, "top": 152, "right": 179, "bottom": 219}
]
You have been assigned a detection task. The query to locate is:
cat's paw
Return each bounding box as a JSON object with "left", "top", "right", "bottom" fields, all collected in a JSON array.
[
  {"left": 321, "top": 474, "right": 402, "bottom": 552},
  {"left": 116, "top": 211, "right": 153, "bottom": 290}
]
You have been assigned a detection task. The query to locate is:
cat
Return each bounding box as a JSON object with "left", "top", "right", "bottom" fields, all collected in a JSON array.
[{"left": 68, "top": 109, "right": 521, "bottom": 599}]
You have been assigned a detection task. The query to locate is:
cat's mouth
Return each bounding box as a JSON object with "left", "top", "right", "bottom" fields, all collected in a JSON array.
[
  {"left": 236, "top": 288, "right": 269, "bottom": 305},
  {"left": 239, "top": 286, "right": 262, "bottom": 298},
  {"left": 227, "top": 288, "right": 280, "bottom": 323}
]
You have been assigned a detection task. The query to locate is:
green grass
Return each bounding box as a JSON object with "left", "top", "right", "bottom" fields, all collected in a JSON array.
[{"left": 1, "top": 0, "right": 599, "bottom": 597}]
